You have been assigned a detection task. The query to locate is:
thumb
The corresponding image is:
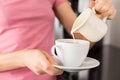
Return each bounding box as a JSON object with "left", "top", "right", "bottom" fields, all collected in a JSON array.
[{"left": 89, "top": 0, "right": 95, "bottom": 8}]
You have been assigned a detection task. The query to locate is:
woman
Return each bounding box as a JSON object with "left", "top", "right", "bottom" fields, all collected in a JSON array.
[{"left": 0, "top": 0, "right": 116, "bottom": 80}]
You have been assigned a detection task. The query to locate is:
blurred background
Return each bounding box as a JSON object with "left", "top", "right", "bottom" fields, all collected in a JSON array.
[{"left": 54, "top": 0, "right": 120, "bottom": 80}]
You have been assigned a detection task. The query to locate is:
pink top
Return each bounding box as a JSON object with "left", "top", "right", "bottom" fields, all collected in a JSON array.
[{"left": 0, "top": 0, "right": 65, "bottom": 80}]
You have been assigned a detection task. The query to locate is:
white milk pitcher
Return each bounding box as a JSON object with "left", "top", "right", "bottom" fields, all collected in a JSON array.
[{"left": 71, "top": 7, "right": 108, "bottom": 42}]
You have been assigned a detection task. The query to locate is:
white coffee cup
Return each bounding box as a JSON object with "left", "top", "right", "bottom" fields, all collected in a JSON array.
[
  {"left": 51, "top": 39, "right": 90, "bottom": 67},
  {"left": 71, "top": 7, "right": 108, "bottom": 42}
]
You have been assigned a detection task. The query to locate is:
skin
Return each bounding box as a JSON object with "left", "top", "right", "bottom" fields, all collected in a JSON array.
[
  {"left": 89, "top": 0, "right": 116, "bottom": 19},
  {"left": 0, "top": 0, "right": 116, "bottom": 76}
]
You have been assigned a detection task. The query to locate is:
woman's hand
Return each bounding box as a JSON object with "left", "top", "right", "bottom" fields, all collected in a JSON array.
[
  {"left": 19, "top": 49, "right": 63, "bottom": 75},
  {"left": 89, "top": 0, "right": 116, "bottom": 19}
]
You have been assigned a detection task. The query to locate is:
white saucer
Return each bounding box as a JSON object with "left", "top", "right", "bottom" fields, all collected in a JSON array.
[{"left": 53, "top": 57, "right": 100, "bottom": 72}]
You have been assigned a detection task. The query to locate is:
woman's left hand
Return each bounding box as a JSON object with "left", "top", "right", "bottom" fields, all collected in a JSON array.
[{"left": 89, "top": 0, "right": 116, "bottom": 20}]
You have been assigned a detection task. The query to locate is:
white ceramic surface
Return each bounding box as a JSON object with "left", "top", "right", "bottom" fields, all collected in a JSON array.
[
  {"left": 71, "top": 8, "right": 108, "bottom": 42},
  {"left": 53, "top": 56, "right": 100, "bottom": 72},
  {"left": 51, "top": 39, "right": 90, "bottom": 67}
]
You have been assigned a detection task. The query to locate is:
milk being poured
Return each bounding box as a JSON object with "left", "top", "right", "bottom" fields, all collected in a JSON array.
[{"left": 71, "top": 32, "right": 75, "bottom": 39}]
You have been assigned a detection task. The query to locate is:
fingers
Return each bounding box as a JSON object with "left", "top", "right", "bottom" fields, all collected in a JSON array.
[
  {"left": 40, "top": 50, "right": 63, "bottom": 75},
  {"left": 89, "top": 0, "right": 95, "bottom": 8},
  {"left": 41, "top": 64, "right": 63, "bottom": 76},
  {"left": 22, "top": 49, "right": 63, "bottom": 75},
  {"left": 95, "top": 0, "right": 112, "bottom": 13},
  {"left": 41, "top": 50, "right": 57, "bottom": 65},
  {"left": 90, "top": 0, "right": 116, "bottom": 20},
  {"left": 95, "top": 5, "right": 116, "bottom": 20},
  {"left": 107, "top": 6, "right": 116, "bottom": 19},
  {"left": 37, "top": 60, "right": 63, "bottom": 76}
]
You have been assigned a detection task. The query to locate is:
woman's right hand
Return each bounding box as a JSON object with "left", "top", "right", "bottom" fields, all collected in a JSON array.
[
  {"left": 19, "top": 49, "right": 63, "bottom": 75},
  {"left": 89, "top": 0, "right": 116, "bottom": 20}
]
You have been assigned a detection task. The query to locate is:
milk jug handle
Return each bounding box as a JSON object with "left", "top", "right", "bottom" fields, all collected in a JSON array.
[{"left": 92, "top": 7, "right": 107, "bottom": 22}]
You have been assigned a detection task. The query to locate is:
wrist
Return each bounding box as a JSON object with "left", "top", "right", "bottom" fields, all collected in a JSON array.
[
  {"left": 14, "top": 52, "right": 26, "bottom": 68},
  {"left": 0, "top": 52, "right": 26, "bottom": 71}
]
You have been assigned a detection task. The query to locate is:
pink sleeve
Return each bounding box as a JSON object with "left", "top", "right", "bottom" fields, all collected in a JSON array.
[{"left": 54, "top": 0, "right": 66, "bottom": 7}]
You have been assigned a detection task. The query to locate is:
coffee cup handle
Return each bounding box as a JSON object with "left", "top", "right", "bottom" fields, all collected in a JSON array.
[
  {"left": 92, "top": 7, "right": 107, "bottom": 22},
  {"left": 51, "top": 45, "right": 62, "bottom": 61}
]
